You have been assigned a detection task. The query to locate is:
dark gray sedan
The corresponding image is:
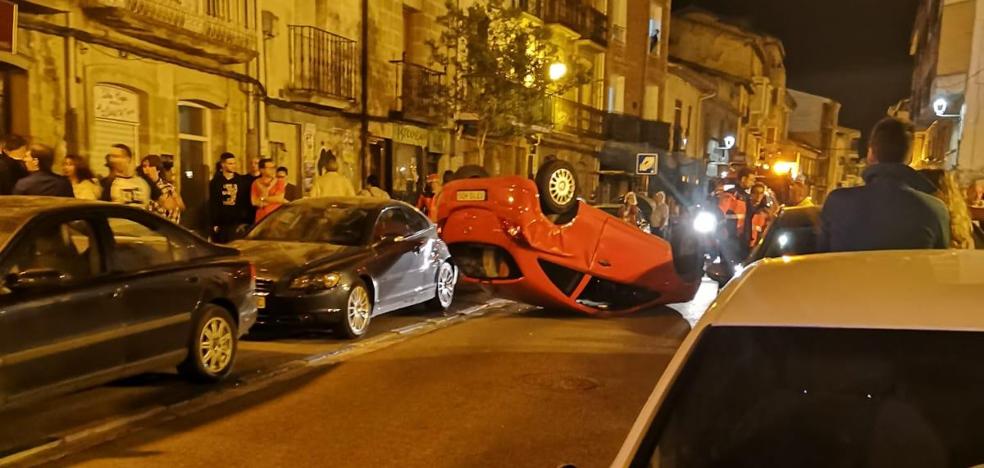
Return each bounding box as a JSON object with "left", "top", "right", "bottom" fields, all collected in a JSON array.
[
  {"left": 232, "top": 197, "right": 456, "bottom": 339},
  {"left": 0, "top": 197, "right": 257, "bottom": 409}
]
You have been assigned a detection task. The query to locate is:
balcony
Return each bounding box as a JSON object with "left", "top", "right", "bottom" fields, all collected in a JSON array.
[
  {"left": 517, "top": 0, "right": 607, "bottom": 47},
  {"left": 391, "top": 60, "right": 443, "bottom": 124},
  {"left": 287, "top": 26, "right": 357, "bottom": 102},
  {"left": 551, "top": 97, "right": 604, "bottom": 139},
  {"left": 604, "top": 113, "right": 670, "bottom": 148},
  {"left": 82, "top": 0, "right": 258, "bottom": 64}
]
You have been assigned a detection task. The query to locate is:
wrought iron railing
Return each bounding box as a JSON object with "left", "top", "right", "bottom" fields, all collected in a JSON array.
[
  {"left": 552, "top": 97, "right": 604, "bottom": 138},
  {"left": 288, "top": 25, "right": 357, "bottom": 100},
  {"left": 392, "top": 60, "right": 444, "bottom": 123},
  {"left": 516, "top": 0, "right": 607, "bottom": 46}
]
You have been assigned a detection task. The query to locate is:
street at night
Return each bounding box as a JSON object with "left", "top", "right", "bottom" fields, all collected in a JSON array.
[{"left": 2, "top": 0, "right": 984, "bottom": 466}]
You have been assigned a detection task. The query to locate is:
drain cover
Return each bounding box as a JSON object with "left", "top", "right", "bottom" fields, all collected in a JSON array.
[{"left": 519, "top": 373, "right": 601, "bottom": 392}]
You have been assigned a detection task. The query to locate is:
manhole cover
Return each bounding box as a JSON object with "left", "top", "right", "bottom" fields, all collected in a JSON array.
[{"left": 519, "top": 373, "right": 602, "bottom": 392}]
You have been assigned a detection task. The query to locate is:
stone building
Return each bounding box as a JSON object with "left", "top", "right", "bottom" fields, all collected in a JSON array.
[
  {"left": 787, "top": 89, "right": 861, "bottom": 201},
  {"left": 668, "top": 8, "right": 793, "bottom": 175},
  {"left": 7, "top": 0, "right": 260, "bottom": 232}
]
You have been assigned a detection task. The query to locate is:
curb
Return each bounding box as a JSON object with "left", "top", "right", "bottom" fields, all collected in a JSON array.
[{"left": 0, "top": 298, "right": 518, "bottom": 468}]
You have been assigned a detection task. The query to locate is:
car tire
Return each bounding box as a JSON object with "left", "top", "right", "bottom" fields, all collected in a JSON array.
[
  {"left": 535, "top": 160, "right": 579, "bottom": 215},
  {"left": 452, "top": 165, "right": 490, "bottom": 180},
  {"left": 335, "top": 280, "right": 373, "bottom": 339},
  {"left": 178, "top": 305, "right": 238, "bottom": 383},
  {"left": 426, "top": 261, "right": 457, "bottom": 311}
]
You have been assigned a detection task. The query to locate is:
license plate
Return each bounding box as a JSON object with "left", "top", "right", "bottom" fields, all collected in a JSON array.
[
  {"left": 256, "top": 295, "right": 266, "bottom": 309},
  {"left": 456, "top": 190, "right": 487, "bottom": 202}
]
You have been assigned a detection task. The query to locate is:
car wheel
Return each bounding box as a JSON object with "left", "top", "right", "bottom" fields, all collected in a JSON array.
[
  {"left": 336, "top": 280, "right": 373, "bottom": 339},
  {"left": 178, "top": 305, "right": 238, "bottom": 383},
  {"left": 535, "top": 160, "right": 578, "bottom": 215},
  {"left": 452, "top": 165, "right": 490, "bottom": 180},
  {"left": 427, "top": 261, "right": 457, "bottom": 311}
]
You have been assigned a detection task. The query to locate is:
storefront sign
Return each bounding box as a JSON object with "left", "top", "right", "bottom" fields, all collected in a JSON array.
[
  {"left": 0, "top": 1, "right": 15, "bottom": 54},
  {"left": 428, "top": 130, "right": 449, "bottom": 154},
  {"left": 394, "top": 124, "right": 429, "bottom": 148}
]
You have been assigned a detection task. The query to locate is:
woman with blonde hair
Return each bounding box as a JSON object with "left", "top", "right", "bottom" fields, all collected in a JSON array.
[{"left": 919, "top": 169, "right": 975, "bottom": 249}]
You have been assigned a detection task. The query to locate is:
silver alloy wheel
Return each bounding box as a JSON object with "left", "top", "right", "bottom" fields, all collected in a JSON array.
[
  {"left": 347, "top": 286, "right": 371, "bottom": 335},
  {"left": 548, "top": 168, "right": 577, "bottom": 206},
  {"left": 436, "top": 262, "right": 457, "bottom": 308},
  {"left": 198, "top": 316, "right": 234, "bottom": 374}
]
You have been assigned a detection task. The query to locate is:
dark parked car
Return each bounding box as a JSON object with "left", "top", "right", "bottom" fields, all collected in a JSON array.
[
  {"left": 707, "top": 205, "right": 821, "bottom": 286},
  {"left": 232, "top": 197, "right": 456, "bottom": 339},
  {"left": 0, "top": 197, "right": 257, "bottom": 409}
]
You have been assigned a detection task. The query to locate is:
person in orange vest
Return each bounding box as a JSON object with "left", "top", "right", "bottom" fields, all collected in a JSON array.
[
  {"left": 748, "top": 182, "right": 775, "bottom": 248},
  {"left": 416, "top": 174, "right": 439, "bottom": 219}
]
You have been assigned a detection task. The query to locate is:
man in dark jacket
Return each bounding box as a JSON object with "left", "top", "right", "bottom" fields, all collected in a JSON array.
[
  {"left": 0, "top": 134, "right": 29, "bottom": 195},
  {"left": 13, "top": 144, "right": 73, "bottom": 197},
  {"left": 819, "top": 117, "right": 950, "bottom": 252},
  {"left": 209, "top": 152, "right": 253, "bottom": 243}
]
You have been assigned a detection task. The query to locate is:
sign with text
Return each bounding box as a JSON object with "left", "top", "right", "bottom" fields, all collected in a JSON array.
[
  {"left": 0, "top": 1, "right": 15, "bottom": 54},
  {"left": 636, "top": 153, "right": 659, "bottom": 175},
  {"left": 393, "top": 124, "right": 428, "bottom": 148}
]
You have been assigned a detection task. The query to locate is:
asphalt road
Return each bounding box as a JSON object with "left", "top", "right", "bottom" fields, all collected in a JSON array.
[
  {"left": 0, "top": 287, "right": 497, "bottom": 461},
  {"left": 52, "top": 279, "right": 719, "bottom": 468}
]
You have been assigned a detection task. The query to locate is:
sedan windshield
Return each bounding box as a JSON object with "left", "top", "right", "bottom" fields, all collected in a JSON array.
[
  {"left": 247, "top": 205, "right": 372, "bottom": 246},
  {"left": 644, "top": 326, "right": 984, "bottom": 467}
]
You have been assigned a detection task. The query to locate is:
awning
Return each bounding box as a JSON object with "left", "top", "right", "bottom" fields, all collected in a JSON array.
[{"left": 599, "top": 140, "right": 664, "bottom": 173}]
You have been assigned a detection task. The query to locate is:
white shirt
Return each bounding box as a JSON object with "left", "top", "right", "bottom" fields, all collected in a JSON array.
[
  {"left": 358, "top": 186, "right": 390, "bottom": 199},
  {"left": 310, "top": 171, "right": 356, "bottom": 198}
]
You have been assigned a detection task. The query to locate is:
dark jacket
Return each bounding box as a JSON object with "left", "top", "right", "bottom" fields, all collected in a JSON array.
[
  {"left": 0, "top": 153, "right": 28, "bottom": 195},
  {"left": 13, "top": 172, "right": 74, "bottom": 197},
  {"left": 209, "top": 173, "right": 253, "bottom": 227},
  {"left": 819, "top": 163, "right": 950, "bottom": 252}
]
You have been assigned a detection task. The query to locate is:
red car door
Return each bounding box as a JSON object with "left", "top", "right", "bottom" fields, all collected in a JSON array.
[{"left": 588, "top": 217, "right": 674, "bottom": 286}]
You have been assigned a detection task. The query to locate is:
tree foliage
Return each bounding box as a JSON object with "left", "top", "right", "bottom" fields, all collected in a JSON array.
[{"left": 428, "top": 0, "right": 586, "bottom": 153}]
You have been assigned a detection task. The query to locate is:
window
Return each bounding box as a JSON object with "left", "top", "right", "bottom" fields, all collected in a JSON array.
[
  {"left": 608, "top": 75, "right": 625, "bottom": 113},
  {"left": 401, "top": 207, "right": 431, "bottom": 234},
  {"left": 2, "top": 220, "right": 101, "bottom": 285},
  {"left": 373, "top": 209, "right": 413, "bottom": 241},
  {"left": 638, "top": 326, "right": 984, "bottom": 467},
  {"left": 649, "top": 3, "right": 664, "bottom": 56},
  {"left": 767, "top": 127, "right": 778, "bottom": 145},
  {"left": 107, "top": 217, "right": 176, "bottom": 271}
]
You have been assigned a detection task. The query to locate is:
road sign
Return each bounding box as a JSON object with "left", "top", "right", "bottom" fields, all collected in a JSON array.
[
  {"left": 636, "top": 153, "right": 658, "bottom": 175},
  {"left": 0, "top": 0, "right": 15, "bottom": 54}
]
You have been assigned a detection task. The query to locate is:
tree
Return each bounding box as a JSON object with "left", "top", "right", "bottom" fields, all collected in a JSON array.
[{"left": 428, "top": 0, "right": 587, "bottom": 165}]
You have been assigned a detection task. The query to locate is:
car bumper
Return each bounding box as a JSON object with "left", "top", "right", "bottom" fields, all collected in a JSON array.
[{"left": 255, "top": 288, "right": 349, "bottom": 327}]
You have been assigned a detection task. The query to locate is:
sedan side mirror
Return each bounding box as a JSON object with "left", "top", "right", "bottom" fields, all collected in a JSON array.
[{"left": 5, "top": 268, "right": 70, "bottom": 292}]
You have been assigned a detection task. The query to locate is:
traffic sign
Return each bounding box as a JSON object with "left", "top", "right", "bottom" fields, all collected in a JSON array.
[{"left": 636, "top": 153, "right": 658, "bottom": 175}]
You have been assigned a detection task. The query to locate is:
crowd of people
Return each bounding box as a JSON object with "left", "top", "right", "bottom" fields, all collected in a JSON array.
[{"left": 0, "top": 134, "right": 410, "bottom": 245}]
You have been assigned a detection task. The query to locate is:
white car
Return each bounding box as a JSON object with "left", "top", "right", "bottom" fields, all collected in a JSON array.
[{"left": 613, "top": 250, "right": 984, "bottom": 468}]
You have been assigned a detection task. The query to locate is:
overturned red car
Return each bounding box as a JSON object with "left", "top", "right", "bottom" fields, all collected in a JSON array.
[{"left": 435, "top": 161, "right": 704, "bottom": 314}]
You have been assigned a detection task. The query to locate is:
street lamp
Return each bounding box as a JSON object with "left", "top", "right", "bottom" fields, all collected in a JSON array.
[
  {"left": 723, "top": 135, "right": 736, "bottom": 149},
  {"left": 548, "top": 62, "right": 568, "bottom": 81},
  {"left": 933, "top": 97, "right": 961, "bottom": 118}
]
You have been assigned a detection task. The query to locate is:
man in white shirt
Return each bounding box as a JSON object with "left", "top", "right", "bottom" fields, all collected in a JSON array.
[
  {"left": 358, "top": 175, "right": 390, "bottom": 199},
  {"left": 100, "top": 144, "right": 153, "bottom": 208},
  {"left": 310, "top": 153, "right": 356, "bottom": 198}
]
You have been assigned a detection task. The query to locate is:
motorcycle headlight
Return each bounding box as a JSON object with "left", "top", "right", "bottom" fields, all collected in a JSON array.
[
  {"left": 693, "top": 211, "right": 717, "bottom": 234},
  {"left": 289, "top": 272, "right": 342, "bottom": 291}
]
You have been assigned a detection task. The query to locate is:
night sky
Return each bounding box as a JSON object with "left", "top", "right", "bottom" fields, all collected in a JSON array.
[{"left": 674, "top": 0, "right": 921, "bottom": 140}]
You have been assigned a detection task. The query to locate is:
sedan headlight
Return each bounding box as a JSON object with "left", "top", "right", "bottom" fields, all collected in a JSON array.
[
  {"left": 289, "top": 272, "right": 342, "bottom": 291},
  {"left": 693, "top": 211, "right": 717, "bottom": 234}
]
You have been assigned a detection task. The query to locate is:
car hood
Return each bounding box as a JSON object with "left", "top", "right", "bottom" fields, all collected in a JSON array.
[{"left": 231, "top": 239, "right": 366, "bottom": 279}]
